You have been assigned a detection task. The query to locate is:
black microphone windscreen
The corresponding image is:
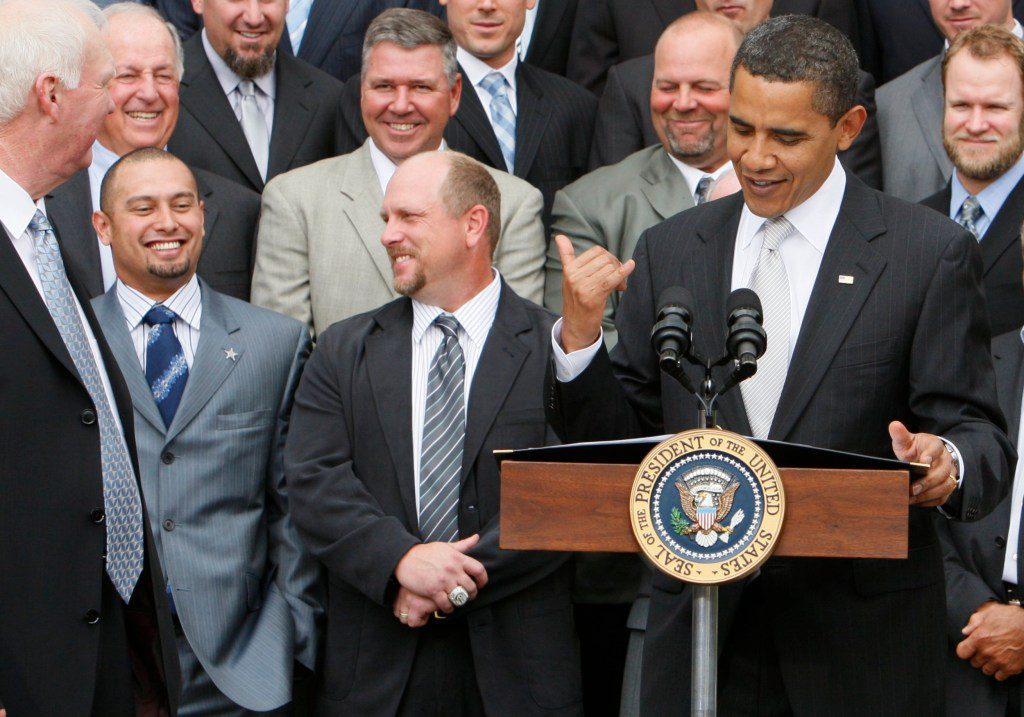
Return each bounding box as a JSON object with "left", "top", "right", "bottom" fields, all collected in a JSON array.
[
  {"left": 658, "top": 286, "right": 695, "bottom": 312},
  {"left": 726, "top": 288, "right": 762, "bottom": 316}
]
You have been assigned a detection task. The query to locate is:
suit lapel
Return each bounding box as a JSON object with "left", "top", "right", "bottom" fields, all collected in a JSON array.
[
  {"left": 770, "top": 179, "right": 888, "bottom": 440},
  {"left": 460, "top": 284, "right": 531, "bottom": 482},
  {"left": 268, "top": 53, "right": 318, "bottom": 179},
  {"left": 639, "top": 149, "right": 693, "bottom": 222},
  {"left": 512, "top": 65, "right": 550, "bottom": 178},
  {"left": 524, "top": 0, "right": 568, "bottom": 63},
  {"left": 450, "top": 66, "right": 507, "bottom": 170},
  {"left": 651, "top": 0, "right": 687, "bottom": 25},
  {"left": 365, "top": 300, "right": 418, "bottom": 530},
  {"left": 180, "top": 37, "right": 264, "bottom": 190},
  {"left": 46, "top": 170, "right": 104, "bottom": 298},
  {"left": 979, "top": 174, "right": 1024, "bottom": 275},
  {"left": 165, "top": 285, "right": 241, "bottom": 442},
  {"left": 342, "top": 145, "right": 395, "bottom": 291},
  {"left": 296, "top": 0, "right": 359, "bottom": 67},
  {"left": 194, "top": 172, "right": 222, "bottom": 258},
  {"left": 91, "top": 289, "right": 166, "bottom": 432},
  {"left": 910, "top": 59, "right": 953, "bottom": 181}
]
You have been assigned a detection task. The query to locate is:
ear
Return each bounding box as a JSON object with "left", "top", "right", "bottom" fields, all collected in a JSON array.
[
  {"left": 835, "top": 104, "right": 867, "bottom": 152},
  {"left": 35, "top": 73, "right": 61, "bottom": 121},
  {"left": 462, "top": 204, "right": 489, "bottom": 250},
  {"left": 198, "top": 198, "right": 206, "bottom": 238},
  {"left": 190, "top": 0, "right": 203, "bottom": 13},
  {"left": 449, "top": 73, "right": 462, "bottom": 116},
  {"left": 92, "top": 210, "right": 113, "bottom": 247}
]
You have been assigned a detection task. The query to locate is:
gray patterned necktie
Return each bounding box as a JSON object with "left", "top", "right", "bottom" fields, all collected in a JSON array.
[
  {"left": 695, "top": 175, "right": 713, "bottom": 205},
  {"left": 956, "top": 195, "right": 984, "bottom": 240},
  {"left": 29, "top": 210, "right": 144, "bottom": 602},
  {"left": 419, "top": 314, "right": 466, "bottom": 543},
  {"left": 238, "top": 80, "right": 269, "bottom": 181},
  {"left": 740, "top": 216, "right": 794, "bottom": 439}
]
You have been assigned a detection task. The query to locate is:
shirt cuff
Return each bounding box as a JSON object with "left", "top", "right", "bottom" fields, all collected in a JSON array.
[
  {"left": 935, "top": 436, "right": 965, "bottom": 519},
  {"left": 551, "top": 318, "right": 604, "bottom": 382}
]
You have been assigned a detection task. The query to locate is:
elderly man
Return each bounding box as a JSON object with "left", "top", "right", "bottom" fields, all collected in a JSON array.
[
  {"left": 252, "top": 8, "right": 546, "bottom": 338},
  {"left": 878, "top": 0, "right": 1020, "bottom": 201},
  {"left": 550, "top": 15, "right": 1012, "bottom": 713},
  {"left": 47, "top": 2, "right": 261, "bottom": 302},
  {"left": 285, "top": 150, "right": 582, "bottom": 715},
  {"left": 167, "top": 0, "right": 347, "bottom": 194},
  {"left": 0, "top": 1, "right": 179, "bottom": 714}
]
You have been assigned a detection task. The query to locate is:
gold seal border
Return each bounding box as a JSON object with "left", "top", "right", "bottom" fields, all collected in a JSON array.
[{"left": 629, "top": 429, "right": 785, "bottom": 585}]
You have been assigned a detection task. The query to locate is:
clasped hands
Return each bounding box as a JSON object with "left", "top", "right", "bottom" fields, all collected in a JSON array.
[
  {"left": 957, "top": 600, "right": 1024, "bottom": 681},
  {"left": 392, "top": 535, "right": 488, "bottom": 628}
]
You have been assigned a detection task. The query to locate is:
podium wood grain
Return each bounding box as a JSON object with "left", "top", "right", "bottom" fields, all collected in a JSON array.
[{"left": 500, "top": 462, "right": 908, "bottom": 559}]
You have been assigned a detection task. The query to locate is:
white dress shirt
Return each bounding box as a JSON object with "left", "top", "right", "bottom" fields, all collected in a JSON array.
[
  {"left": 1004, "top": 327, "right": 1024, "bottom": 584},
  {"left": 516, "top": 2, "right": 539, "bottom": 61},
  {"left": 411, "top": 270, "right": 501, "bottom": 512},
  {"left": 457, "top": 46, "right": 519, "bottom": 124},
  {"left": 368, "top": 137, "right": 446, "bottom": 195},
  {"left": 88, "top": 140, "right": 122, "bottom": 291},
  {"left": 115, "top": 275, "right": 202, "bottom": 372},
  {"left": 670, "top": 157, "right": 735, "bottom": 204},
  {"left": 202, "top": 29, "right": 277, "bottom": 137},
  {"left": 0, "top": 167, "right": 124, "bottom": 434}
]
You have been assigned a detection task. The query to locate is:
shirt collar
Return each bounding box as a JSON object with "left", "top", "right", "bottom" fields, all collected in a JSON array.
[
  {"left": 457, "top": 46, "right": 518, "bottom": 94},
  {"left": 951, "top": 150, "right": 1024, "bottom": 224},
  {"left": 201, "top": 28, "right": 277, "bottom": 100},
  {"left": 668, "top": 156, "right": 734, "bottom": 200},
  {"left": 115, "top": 274, "right": 202, "bottom": 331},
  {"left": 945, "top": 19, "right": 1023, "bottom": 50},
  {"left": 412, "top": 269, "right": 502, "bottom": 346},
  {"left": 0, "top": 166, "right": 45, "bottom": 242},
  {"left": 739, "top": 157, "right": 847, "bottom": 254},
  {"left": 368, "top": 138, "right": 447, "bottom": 195},
  {"left": 91, "top": 140, "right": 121, "bottom": 178}
]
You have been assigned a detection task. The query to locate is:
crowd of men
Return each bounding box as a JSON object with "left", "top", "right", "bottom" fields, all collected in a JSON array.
[{"left": 3, "top": 0, "right": 1024, "bottom": 715}]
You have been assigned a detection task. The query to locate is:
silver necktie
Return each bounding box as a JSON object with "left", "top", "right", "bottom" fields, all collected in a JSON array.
[{"left": 238, "top": 80, "right": 269, "bottom": 181}]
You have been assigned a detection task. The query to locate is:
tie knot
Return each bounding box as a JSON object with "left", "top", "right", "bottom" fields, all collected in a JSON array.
[
  {"left": 959, "top": 195, "right": 983, "bottom": 223},
  {"left": 759, "top": 216, "right": 794, "bottom": 252},
  {"left": 434, "top": 313, "right": 461, "bottom": 339},
  {"left": 143, "top": 304, "right": 177, "bottom": 327},
  {"left": 480, "top": 71, "right": 508, "bottom": 96},
  {"left": 28, "top": 209, "right": 52, "bottom": 235},
  {"left": 238, "top": 80, "right": 257, "bottom": 99},
  {"left": 695, "top": 176, "right": 713, "bottom": 205}
]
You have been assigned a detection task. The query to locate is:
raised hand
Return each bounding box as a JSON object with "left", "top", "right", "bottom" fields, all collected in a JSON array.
[
  {"left": 554, "top": 234, "right": 635, "bottom": 353},
  {"left": 889, "top": 420, "right": 958, "bottom": 508}
]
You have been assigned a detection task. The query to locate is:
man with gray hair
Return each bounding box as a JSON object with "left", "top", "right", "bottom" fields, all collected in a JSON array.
[
  {"left": 0, "top": 1, "right": 179, "bottom": 714},
  {"left": 252, "top": 8, "right": 546, "bottom": 338},
  {"left": 47, "top": 2, "right": 262, "bottom": 302}
]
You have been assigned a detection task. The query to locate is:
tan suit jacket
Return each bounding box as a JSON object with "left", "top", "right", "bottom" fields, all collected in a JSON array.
[{"left": 252, "top": 141, "right": 546, "bottom": 336}]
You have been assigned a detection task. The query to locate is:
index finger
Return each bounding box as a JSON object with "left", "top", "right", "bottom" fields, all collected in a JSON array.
[
  {"left": 554, "top": 234, "right": 577, "bottom": 268},
  {"left": 462, "top": 555, "right": 488, "bottom": 589}
]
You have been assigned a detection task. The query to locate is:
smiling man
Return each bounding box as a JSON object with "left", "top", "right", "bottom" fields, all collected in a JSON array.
[
  {"left": 549, "top": 15, "right": 1013, "bottom": 714},
  {"left": 46, "top": 3, "right": 261, "bottom": 302},
  {"left": 252, "top": 8, "right": 547, "bottom": 337}
]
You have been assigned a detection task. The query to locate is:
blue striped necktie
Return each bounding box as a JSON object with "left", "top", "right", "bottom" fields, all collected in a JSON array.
[
  {"left": 419, "top": 314, "right": 466, "bottom": 543},
  {"left": 480, "top": 71, "right": 517, "bottom": 173},
  {"left": 143, "top": 305, "right": 189, "bottom": 428},
  {"left": 956, "top": 195, "right": 984, "bottom": 240},
  {"left": 29, "top": 209, "right": 144, "bottom": 602},
  {"left": 287, "top": 0, "right": 314, "bottom": 53}
]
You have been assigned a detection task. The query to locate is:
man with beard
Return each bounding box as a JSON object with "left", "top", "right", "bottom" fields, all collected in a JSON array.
[
  {"left": 167, "top": 0, "right": 347, "bottom": 194},
  {"left": 921, "top": 24, "right": 1024, "bottom": 336}
]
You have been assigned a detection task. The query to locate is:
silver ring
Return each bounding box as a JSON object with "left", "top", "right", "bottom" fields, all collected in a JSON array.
[{"left": 448, "top": 585, "right": 469, "bottom": 607}]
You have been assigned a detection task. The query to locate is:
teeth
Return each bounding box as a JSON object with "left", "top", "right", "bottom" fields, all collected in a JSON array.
[
  {"left": 752, "top": 180, "right": 773, "bottom": 187},
  {"left": 151, "top": 241, "right": 181, "bottom": 251},
  {"left": 240, "top": 32, "right": 260, "bottom": 38},
  {"left": 389, "top": 123, "right": 415, "bottom": 131},
  {"left": 393, "top": 255, "right": 411, "bottom": 263},
  {"left": 126, "top": 111, "right": 158, "bottom": 120}
]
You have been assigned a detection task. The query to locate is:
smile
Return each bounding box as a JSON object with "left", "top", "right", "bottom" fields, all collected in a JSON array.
[
  {"left": 126, "top": 111, "right": 159, "bottom": 120},
  {"left": 387, "top": 123, "right": 417, "bottom": 131},
  {"left": 149, "top": 241, "right": 183, "bottom": 251}
]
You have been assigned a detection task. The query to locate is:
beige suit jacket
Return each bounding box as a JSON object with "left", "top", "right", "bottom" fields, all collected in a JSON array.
[{"left": 252, "top": 141, "right": 546, "bottom": 336}]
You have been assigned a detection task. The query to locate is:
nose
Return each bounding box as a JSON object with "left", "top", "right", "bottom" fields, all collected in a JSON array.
[
  {"left": 740, "top": 133, "right": 777, "bottom": 172},
  {"left": 390, "top": 85, "right": 412, "bottom": 114},
  {"left": 380, "top": 215, "right": 400, "bottom": 247},
  {"left": 965, "top": 105, "right": 989, "bottom": 134},
  {"left": 135, "top": 73, "right": 159, "bottom": 103},
  {"left": 240, "top": 0, "right": 263, "bottom": 26},
  {"left": 153, "top": 203, "right": 178, "bottom": 232},
  {"left": 672, "top": 85, "right": 697, "bottom": 113}
]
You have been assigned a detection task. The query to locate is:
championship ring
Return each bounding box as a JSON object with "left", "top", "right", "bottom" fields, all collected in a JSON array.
[{"left": 630, "top": 429, "right": 785, "bottom": 584}]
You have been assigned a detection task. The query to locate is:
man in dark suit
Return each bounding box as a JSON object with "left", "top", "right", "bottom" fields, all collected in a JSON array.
[
  {"left": 285, "top": 150, "right": 582, "bottom": 715},
  {"left": 520, "top": 0, "right": 579, "bottom": 76},
  {"left": 550, "top": 16, "right": 1012, "bottom": 713},
  {"left": 48, "top": 3, "right": 259, "bottom": 302},
  {"left": 279, "top": 0, "right": 389, "bottom": 82},
  {"left": 0, "top": 1, "right": 179, "bottom": 714},
  {"left": 167, "top": 0, "right": 347, "bottom": 194},
  {"left": 566, "top": 0, "right": 860, "bottom": 96},
  {"left": 589, "top": 0, "right": 882, "bottom": 188},
  {"left": 437, "top": 0, "right": 596, "bottom": 229}
]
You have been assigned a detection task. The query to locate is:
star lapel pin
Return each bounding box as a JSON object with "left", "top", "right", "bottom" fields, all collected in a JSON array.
[{"left": 224, "top": 348, "right": 239, "bottom": 361}]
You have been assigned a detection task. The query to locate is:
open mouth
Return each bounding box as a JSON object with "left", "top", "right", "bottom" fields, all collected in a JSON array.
[
  {"left": 125, "top": 111, "right": 160, "bottom": 121},
  {"left": 387, "top": 122, "right": 419, "bottom": 132}
]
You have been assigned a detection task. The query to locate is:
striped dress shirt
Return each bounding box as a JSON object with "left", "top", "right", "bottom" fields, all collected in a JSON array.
[{"left": 115, "top": 276, "right": 202, "bottom": 372}]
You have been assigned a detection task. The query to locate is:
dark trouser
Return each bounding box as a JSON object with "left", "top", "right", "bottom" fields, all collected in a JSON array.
[
  {"left": 397, "top": 619, "right": 485, "bottom": 717},
  {"left": 91, "top": 573, "right": 136, "bottom": 717},
  {"left": 573, "top": 603, "right": 631, "bottom": 716}
]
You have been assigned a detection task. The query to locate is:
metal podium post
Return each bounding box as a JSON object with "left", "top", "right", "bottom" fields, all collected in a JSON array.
[{"left": 692, "top": 406, "right": 718, "bottom": 716}]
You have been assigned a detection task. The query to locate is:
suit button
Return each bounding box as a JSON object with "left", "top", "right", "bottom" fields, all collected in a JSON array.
[
  {"left": 997, "top": 536, "right": 1007, "bottom": 548},
  {"left": 161, "top": 451, "right": 175, "bottom": 465},
  {"left": 84, "top": 609, "right": 100, "bottom": 625},
  {"left": 90, "top": 508, "right": 105, "bottom": 525},
  {"left": 163, "top": 519, "right": 175, "bottom": 531},
  {"left": 467, "top": 505, "right": 477, "bottom": 512},
  {"left": 80, "top": 409, "right": 96, "bottom": 425}
]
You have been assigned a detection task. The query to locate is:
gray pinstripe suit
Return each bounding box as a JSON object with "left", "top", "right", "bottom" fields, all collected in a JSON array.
[{"left": 92, "top": 280, "right": 323, "bottom": 713}]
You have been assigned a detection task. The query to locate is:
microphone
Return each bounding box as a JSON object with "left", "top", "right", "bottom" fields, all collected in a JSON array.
[
  {"left": 724, "top": 289, "right": 766, "bottom": 384},
  {"left": 651, "top": 287, "right": 695, "bottom": 377}
]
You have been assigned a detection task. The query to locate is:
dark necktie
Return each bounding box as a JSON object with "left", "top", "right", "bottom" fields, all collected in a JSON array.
[
  {"left": 956, "top": 195, "right": 984, "bottom": 240},
  {"left": 695, "top": 175, "right": 713, "bottom": 205},
  {"left": 143, "top": 305, "right": 188, "bottom": 428}
]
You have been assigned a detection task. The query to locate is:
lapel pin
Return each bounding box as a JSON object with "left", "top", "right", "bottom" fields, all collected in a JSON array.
[
  {"left": 838, "top": 275, "right": 854, "bottom": 285},
  {"left": 224, "top": 348, "right": 239, "bottom": 361}
]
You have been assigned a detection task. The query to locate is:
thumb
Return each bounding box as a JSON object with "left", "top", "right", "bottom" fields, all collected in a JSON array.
[
  {"left": 616, "top": 258, "right": 636, "bottom": 291},
  {"left": 451, "top": 534, "right": 480, "bottom": 553},
  {"left": 554, "top": 234, "right": 577, "bottom": 268},
  {"left": 889, "top": 420, "right": 917, "bottom": 461}
]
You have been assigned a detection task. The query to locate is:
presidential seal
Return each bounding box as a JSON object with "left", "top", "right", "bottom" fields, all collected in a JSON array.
[{"left": 630, "top": 429, "right": 785, "bottom": 584}]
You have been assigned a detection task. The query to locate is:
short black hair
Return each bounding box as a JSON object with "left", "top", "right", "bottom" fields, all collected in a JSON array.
[
  {"left": 99, "top": 147, "right": 195, "bottom": 214},
  {"left": 731, "top": 15, "right": 859, "bottom": 126}
]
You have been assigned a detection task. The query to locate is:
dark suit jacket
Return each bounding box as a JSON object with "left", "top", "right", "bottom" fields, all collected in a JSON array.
[
  {"left": 523, "top": 0, "right": 580, "bottom": 76},
  {"left": 589, "top": 53, "right": 883, "bottom": 188},
  {"left": 145, "top": 0, "right": 202, "bottom": 39},
  {"left": 47, "top": 166, "right": 260, "bottom": 301},
  {"left": 284, "top": 284, "right": 582, "bottom": 716},
  {"left": 278, "top": 0, "right": 390, "bottom": 83},
  {"left": 548, "top": 172, "right": 1013, "bottom": 713},
  {"left": 921, "top": 180, "right": 1024, "bottom": 337},
  {"left": 937, "top": 329, "right": 1024, "bottom": 716},
  {"left": 0, "top": 217, "right": 180, "bottom": 715},
  {"left": 168, "top": 33, "right": 348, "bottom": 194},
  {"left": 566, "top": 0, "right": 861, "bottom": 96}
]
